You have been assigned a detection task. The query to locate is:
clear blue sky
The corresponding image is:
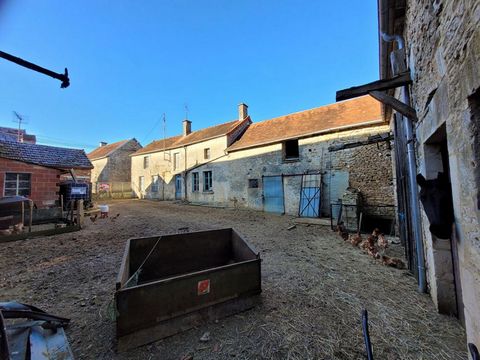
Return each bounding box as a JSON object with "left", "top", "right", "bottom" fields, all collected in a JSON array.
[{"left": 0, "top": 1, "right": 379, "bottom": 152}]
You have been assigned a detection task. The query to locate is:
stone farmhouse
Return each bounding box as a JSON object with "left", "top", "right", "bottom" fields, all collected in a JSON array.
[
  {"left": 132, "top": 96, "right": 395, "bottom": 228},
  {"left": 131, "top": 105, "right": 251, "bottom": 200},
  {"left": 88, "top": 139, "right": 142, "bottom": 190}
]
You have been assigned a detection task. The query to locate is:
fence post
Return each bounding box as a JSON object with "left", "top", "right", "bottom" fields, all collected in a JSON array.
[{"left": 76, "top": 200, "right": 84, "bottom": 228}]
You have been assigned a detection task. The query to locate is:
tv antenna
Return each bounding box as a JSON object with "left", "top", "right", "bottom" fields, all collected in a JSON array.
[
  {"left": 184, "top": 104, "right": 189, "bottom": 120},
  {"left": 12, "top": 111, "right": 28, "bottom": 142}
]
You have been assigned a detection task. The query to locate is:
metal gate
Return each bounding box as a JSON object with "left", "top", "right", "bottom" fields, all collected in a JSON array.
[
  {"left": 175, "top": 175, "right": 182, "bottom": 200},
  {"left": 299, "top": 174, "right": 321, "bottom": 217},
  {"left": 263, "top": 176, "right": 284, "bottom": 214}
]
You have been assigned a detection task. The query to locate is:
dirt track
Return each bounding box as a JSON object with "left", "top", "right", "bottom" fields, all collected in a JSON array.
[{"left": 0, "top": 200, "right": 466, "bottom": 359}]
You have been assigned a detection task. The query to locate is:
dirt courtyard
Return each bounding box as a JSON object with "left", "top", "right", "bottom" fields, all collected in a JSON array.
[{"left": 0, "top": 200, "right": 467, "bottom": 359}]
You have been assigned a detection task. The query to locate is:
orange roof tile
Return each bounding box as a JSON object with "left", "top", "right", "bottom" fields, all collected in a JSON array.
[
  {"left": 227, "top": 95, "right": 383, "bottom": 152},
  {"left": 88, "top": 139, "right": 131, "bottom": 160},
  {"left": 133, "top": 118, "right": 248, "bottom": 155}
]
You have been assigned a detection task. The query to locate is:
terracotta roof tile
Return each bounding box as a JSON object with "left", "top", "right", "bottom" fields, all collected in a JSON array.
[
  {"left": 88, "top": 139, "right": 130, "bottom": 160},
  {"left": 133, "top": 119, "right": 247, "bottom": 155},
  {"left": 227, "top": 95, "right": 383, "bottom": 152},
  {"left": 133, "top": 135, "right": 183, "bottom": 156}
]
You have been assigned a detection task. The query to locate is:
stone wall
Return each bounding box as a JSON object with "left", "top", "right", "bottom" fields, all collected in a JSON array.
[
  {"left": 402, "top": 0, "right": 480, "bottom": 346},
  {"left": 186, "top": 125, "right": 394, "bottom": 218}
]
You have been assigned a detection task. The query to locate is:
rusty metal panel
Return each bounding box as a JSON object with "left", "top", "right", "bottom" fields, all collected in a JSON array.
[{"left": 115, "top": 228, "right": 261, "bottom": 349}]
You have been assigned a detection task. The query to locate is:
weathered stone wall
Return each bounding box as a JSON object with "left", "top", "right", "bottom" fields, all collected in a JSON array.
[
  {"left": 186, "top": 125, "right": 394, "bottom": 217},
  {"left": 402, "top": 0, "right": 480, "bottom": 346},
  {"left": 131, "top": 136, "right": 228, "bottom": 199},
  {"left": 90, "top": 139, "right": 141, "bottom": 184}
]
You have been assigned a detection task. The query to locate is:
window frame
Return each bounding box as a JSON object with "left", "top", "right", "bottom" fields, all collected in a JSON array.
[
  {"left": 173, "top": 152, "right": 180, "bottom": 170},
  {"left": 143, "top": 156, "right": 150, "bottom": 169},
  {"left": 204, "top": 148, "right": 211, "bottom": 160},
  {"left": 192, "top": 172, "right": 199, "bottom": 192},
  {"left": 283, "top": 139, "right": 300, "bottom": 161},
  {"left": 203, "top": 171, "right": 213, "bottom": 192},
  {"left": 151, "top": 175, "right": 159, "bottom": 192},
  {"left": 4, "top": 172, "right": 31, "bottom": 197}
]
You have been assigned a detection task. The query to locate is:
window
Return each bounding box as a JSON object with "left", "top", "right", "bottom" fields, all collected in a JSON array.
[
  {"left": 283, "top": 139, "right": 299, "bottom": 161},
  {"left": 143, "top": 156, "right": 149, "bottom": 169},
  {"left": 204, "top": 148, "right": 211, "bottom": 160},
  {"left": 192, "top": 172, "right": 199, "bottom": 192},
  {"left": 203, "top": 171, "right": 212, "bottom": 192},
  {"left": 139, "top": 176, "right": 145, "bottom": 192},
  {"left": 173, "top": 152, "right": 180, "bottom": 170},
  {"left": 248, "top": 179, "right": 259, "bottom": 188},
  {"left": 4, "top": 173, "right": 31, "bottom": 196},
  {"left": 151, "top": 175, "right": 159, "bottom": 192}
]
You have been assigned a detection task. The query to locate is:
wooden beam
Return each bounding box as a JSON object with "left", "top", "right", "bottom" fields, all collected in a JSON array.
[
  {"left": 368, "top": 90, "right": 418, "bottom": 121},
  {"left": 336, "top": 71, "right": 411, "bottom": 101}
]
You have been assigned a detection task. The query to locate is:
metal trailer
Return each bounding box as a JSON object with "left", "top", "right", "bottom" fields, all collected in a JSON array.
[{"left": 115, "top": 228, "right": 262, "bottom": 350}]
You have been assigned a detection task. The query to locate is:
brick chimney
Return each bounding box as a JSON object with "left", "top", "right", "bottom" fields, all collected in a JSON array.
[
  {"left": 183, "top": 119, "right": 192, "bottom": 136},
  {"left": 238, "top": 103, "right": 248, "bottom": 121},
  {"left": 99, "top": 141, "right": 107, "bottom": 147}
]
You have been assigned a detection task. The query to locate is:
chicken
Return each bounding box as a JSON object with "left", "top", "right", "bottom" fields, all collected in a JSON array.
[
  {"left": 90, "top": 214, "right": 98, "bottom": 223},
  {"left": 13, "top": 223, "right": 24, "bottom": 234},
  {"left": 349, "top": 233, "right": 362, "bottom": 247},
  {"left": 335, "top": 223, "right": 346, "bottom": 235},
  {"left": 110, "top": 213, "right": 120, "bottom": 221},
  {"left": 377, "top": 233, "right": 388, "bottom": 249},
  {"left": 382, "top": 255, "right": 406, "bottom": 269},
  {"left": 361, "top": 235, "right": 376, "bottom": 251},
  {"left": 372, "top": 228, "right": 381, "bottom": 237}
]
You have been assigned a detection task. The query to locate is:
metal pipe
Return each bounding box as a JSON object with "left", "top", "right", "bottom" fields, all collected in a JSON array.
[
  {"left": 382, "top": 32, "right": 426, "bottom": 293},
  {"left": 0, "top": 50, "right": 70, "bottom": 88},
  {"left": 403, "top": 86, "right": 427, "bottom": 293}
]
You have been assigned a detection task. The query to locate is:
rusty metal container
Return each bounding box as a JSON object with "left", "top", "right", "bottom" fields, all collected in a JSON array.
[{"left": 115, "top": 228, "right": 262, "bottom": 350}]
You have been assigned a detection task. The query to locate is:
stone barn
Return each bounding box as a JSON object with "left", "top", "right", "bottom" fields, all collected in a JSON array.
[{"left": 186, "top": 96, "right": 395, "bottom": 229}]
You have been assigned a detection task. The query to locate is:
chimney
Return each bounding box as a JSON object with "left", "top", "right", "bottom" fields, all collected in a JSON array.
[
  {"left": 238, "top": 103, "right": 248, "bottom": 121},
  {"left": 183, "top": 119, "right": 192, "bottom": 136},
  {"left": 99, "top": 141, "right": 107, "bottom": 147}
]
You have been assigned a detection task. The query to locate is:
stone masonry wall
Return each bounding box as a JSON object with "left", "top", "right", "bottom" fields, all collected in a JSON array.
[{"left": 403, "top": 0, "right": 480, "bottom": 347}]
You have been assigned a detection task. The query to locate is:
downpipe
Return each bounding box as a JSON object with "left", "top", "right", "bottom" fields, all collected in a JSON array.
[{"left": 383, "top": 33, "right": 427, "bottom": 293}]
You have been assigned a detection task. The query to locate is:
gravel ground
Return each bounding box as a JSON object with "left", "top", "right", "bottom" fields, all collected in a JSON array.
[{"left": 0, "top": 199, "right": 467, "bottom": 359}]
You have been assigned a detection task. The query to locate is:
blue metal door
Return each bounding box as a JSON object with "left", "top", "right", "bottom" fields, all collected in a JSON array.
[
  {"left": 263, "top": 176, "right": 284, "bottom": 213},
  {"left": 175, "top": 175, "right": 182, "bottom": 200},
  {"left": 299, "top": 174, "right": 321, "bottom": 217}
]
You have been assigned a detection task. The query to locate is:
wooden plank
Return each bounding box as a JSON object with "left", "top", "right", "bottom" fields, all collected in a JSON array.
[
  {"left": 0, "top": 225, "right": 81, "bottom": 243},
  {"left": 336, "top": 71, "right": 412, "bottom": 101},
  {"left": 369, "top": 90, "right": 418, "bottom": 121}
]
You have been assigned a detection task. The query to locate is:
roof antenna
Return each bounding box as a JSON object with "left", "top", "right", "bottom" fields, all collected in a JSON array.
[
  {"left": 162, "top": 113, "right": 166, "bottom": 152},
  {"left": 184, "top": 103, "right": 189, "bottom": 120},
  {"left": 12, "top": 111, "right": 28, "bottom": 142}
]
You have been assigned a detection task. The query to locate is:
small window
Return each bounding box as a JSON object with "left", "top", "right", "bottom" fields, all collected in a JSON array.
[
  {"left": 204, "top": 148, "right": 211, "bottom": 160},
  {"left": 203, "top": 171, "right": 213, "bottom": 192},
  {"left": 151, "top": 175, "right": 159, "bottom": 192},
  {"left": 4, "top": 173, "right": 31, "bottom": 196},
  {"left": 173, "top": 152, "right": 180, "bottom": 170},
  {"left": 139, "top": 176, "right": 145, "bottom": 192},
  {"left": 248, "top": 179, "right": 259, "bottom": 188},
  {"left": 192, "top": 172, "right": 199, "bottom": 192},
  {"left": 143, "top": 156, "right": 149, "bottom": 169},
  {"left": 283, "top": 139, "right": 299, "bottom": 160}
]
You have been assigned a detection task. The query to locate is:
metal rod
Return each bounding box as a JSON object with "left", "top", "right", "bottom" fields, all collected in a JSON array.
[
  {"left": 0, "top": 50, "right": 70, "bottom": 88},
  {"left": 362, "top": 309, "right": 374, "bottom": 360}
]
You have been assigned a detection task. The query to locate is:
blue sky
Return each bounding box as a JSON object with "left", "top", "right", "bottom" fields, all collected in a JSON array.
[{"left": 0, "top": 1, "right": 379, "bottom": 152}]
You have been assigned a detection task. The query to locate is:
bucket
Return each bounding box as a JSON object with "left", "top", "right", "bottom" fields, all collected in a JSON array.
[{"left": 99, "top": 205, "right": 109, "bottom": 218}]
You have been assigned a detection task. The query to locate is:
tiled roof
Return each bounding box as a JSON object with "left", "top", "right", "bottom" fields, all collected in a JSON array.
[
  {"left": 0, "top": 127, "right": 36, "bottom": 143},
  {"left": 0, "top": 141, "right": 93, "bottom": 169},
  {"left": 132, "top": 135, "right": 183, "bottom": 156},
  {"left": 227, "top": 95, "right": 383, "bottom": 152},
  {"left": 88, "top": 139, "right": 130, "bottom": 160},
  {"left": 133, "top": 119, "right": 247, "bottom": 156}
]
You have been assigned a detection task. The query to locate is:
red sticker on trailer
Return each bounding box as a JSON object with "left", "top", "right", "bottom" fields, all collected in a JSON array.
[{"left": 197, "top": 279, "right": 210, "bottom": 295}]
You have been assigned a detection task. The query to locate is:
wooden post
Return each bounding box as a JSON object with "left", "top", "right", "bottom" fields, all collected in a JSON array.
[
  {"left": 70, "top": 201, "right": 74, "bottom": 224},
  {"left": 60, "top": 194, "right": 64, "bottom": 219},
  {"left": 76, "top": 200, "right": 84, "bottom": 228},
  {"left": 29, "top": 200, "right": 33, "bottom": 233},
  {"left": 21, "top": 201, "right": 25, "bottom": 226}
]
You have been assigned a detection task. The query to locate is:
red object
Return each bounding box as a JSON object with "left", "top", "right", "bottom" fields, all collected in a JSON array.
[{"left": 197, "top": 279, "right": 210, "bottom": 295}]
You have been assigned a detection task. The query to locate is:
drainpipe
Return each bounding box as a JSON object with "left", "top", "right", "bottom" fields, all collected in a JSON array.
[
  {"left": 383, "top": 33, "right": 427, "bottom": 293},
  {"left": 183, "top": 146, "right": 188, "bottom": 201}
]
